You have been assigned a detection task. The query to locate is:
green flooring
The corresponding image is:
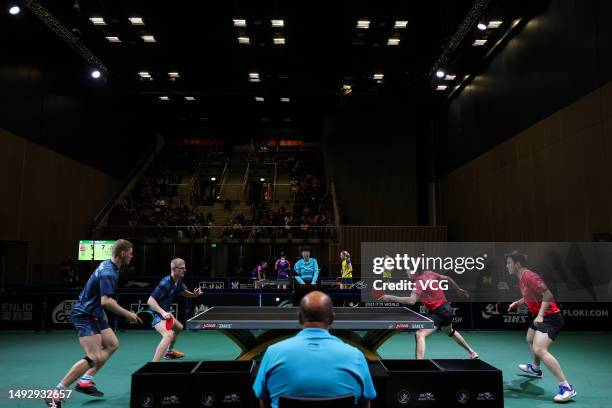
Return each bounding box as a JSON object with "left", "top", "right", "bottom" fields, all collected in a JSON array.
[{"left": 0, "top": 330, "right": 609, "bottom": 407}]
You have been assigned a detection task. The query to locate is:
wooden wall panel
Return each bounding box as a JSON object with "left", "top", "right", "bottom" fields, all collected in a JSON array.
[
  {"left": 0, "top": 128, "right": 121, "bottom": 275},
  {"left": 440, "top": 83, "right": 612, "bottom": 241}
]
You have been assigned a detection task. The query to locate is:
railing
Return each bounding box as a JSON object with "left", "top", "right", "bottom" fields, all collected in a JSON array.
[
  {"left": 98, "top": 225, "right": 338, "bottom": 241},
  {"left": 90, "top": 143, "right": 157, "bottom": 234}
]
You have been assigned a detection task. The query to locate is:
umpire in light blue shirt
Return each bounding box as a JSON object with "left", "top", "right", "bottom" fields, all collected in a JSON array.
[
  {"left": 253, "top": 291, "right": 377, "bottom": 408},
  {"left": 293, "top": 246, "right": 319, "bottom": 285}
]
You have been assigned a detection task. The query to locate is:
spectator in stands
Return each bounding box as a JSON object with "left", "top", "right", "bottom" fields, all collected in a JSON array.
[{"left": 253, "top": 291, "right": 376, "bottom": 408}]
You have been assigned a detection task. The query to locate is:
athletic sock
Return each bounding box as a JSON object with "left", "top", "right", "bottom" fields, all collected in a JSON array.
[
  {"left": 55, "top": 383, "right": 66, "bottom": 390},
  {"left": 80, "top": 374, "right": 94, "bottom": 382},
  {"left": 560, "top": 381, "right": 570, "bottom": 388},
  {"left": 531, "top": 364, "right": 540, "bottom": 371}
]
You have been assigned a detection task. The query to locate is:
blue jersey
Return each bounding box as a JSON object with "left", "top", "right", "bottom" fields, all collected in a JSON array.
[
  {"left": 294, "top": 258, "right": 319, "bottom": 284},
  {"left": 72, "top": 260, "right": 119, "bottom": 317},
  {"left": 149, "top": 275, "right": 188, "bottom": 313},
  {"left": 253, "top": 328, "right": 376, "bottom": 408}
]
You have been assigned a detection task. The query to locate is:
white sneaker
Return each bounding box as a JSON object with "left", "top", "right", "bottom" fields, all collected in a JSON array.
[
  {"left": 518, "top": 362, "right": 543, "bottom": 378},
  {"left": 469, "top": 351, "right": 479, "bottom": 359},
  {"left": 553, "top": 384, "right": 576, "bottom": 403}
]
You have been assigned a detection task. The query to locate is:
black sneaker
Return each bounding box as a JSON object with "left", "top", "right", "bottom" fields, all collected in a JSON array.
[{"left": 75, "top": 380, "right": 105, "bottom": 397}]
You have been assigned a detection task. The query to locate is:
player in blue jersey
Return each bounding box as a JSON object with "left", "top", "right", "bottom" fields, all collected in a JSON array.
[
  {"left": 45, "top": 240, "right": 142, "bottom": 408},
  {"left": 147, "top": 258, "right": 203, "bottom": 362}
]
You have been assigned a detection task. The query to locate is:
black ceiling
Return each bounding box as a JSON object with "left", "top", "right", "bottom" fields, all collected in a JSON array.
[{"left": 5, "top": 0, "right": 539, "bottom": 136}]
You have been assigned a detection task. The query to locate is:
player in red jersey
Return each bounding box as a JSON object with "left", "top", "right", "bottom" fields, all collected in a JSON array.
[
  {"left": 506, "top": 251, "right": 576, "bottom": 403},
  {"left": 380, "top": 269, "right": 478, "bottom": 359}
]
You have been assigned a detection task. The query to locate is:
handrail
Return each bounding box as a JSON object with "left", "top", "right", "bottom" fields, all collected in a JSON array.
[
  {"left": 90, "top": 143, "right": 156, "bottom": 235},
  {"left": 241, "top": 162, "right": 250, "bottom": 194},
  {"left": 218, "top": 160, "right": 229, "bottom": 197}
]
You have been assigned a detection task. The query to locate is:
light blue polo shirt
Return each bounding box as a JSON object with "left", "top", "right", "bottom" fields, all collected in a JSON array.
[
  {"left": 253, "top": 328, "right": 376, "bottom": 408},
  {"left": 294, "top": 258, "right": 319, "bottom": 284}
]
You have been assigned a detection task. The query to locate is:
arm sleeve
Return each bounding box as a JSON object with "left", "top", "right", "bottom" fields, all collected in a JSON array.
[
  {"left": 252, "top": 350, "right": 271, "bottom": 399},
  {"left": 356, "top": 352, "right": 377, "bottom": 401},
  {"left": 99, "top": 270, "right": 118, "bottom": 297},
  {"left": 294, "top": 261, "right": 305, "bottom": 284},
  {"left": 311, "top": 259, "right": 320, "bottom": 284}
]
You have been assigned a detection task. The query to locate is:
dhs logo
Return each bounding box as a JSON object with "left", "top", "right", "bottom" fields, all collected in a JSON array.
[
  {"left": 477, "top": 392, "right": 495, "bottom": 401},
  {"left": 397, "top": 390, "right": 411, "bottom": 404},
  {"left": 52, "top": 300, "right": 78, "bottom": 324},
  {"left": 161, "top": 395, "right": 181, "bottom": 405},
  {"left": 418, "top": 392, "right": 435, "bottom": 401},
  {"left": 456, "top": 389, "right": 469, "bottom": 404},
  {"left": 223, "top": 392, "right": 241, "bottom": 403}
]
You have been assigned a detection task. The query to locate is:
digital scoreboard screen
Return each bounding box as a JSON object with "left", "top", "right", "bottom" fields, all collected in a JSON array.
[{"left": 78, "top": 240, "right": 116, "bottom": 261}]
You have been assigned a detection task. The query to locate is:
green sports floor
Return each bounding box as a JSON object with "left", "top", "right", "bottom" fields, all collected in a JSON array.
[{"left": 0, "top": 330, "right": 610, "bottom": 407}]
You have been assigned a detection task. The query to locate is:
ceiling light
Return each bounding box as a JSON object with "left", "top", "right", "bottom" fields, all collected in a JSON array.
[
  {"left": 233, "top": 19, "right": 247, "bottom": 27},
  {"left": 185, "top": 96, "right": 195, "bottom": 101},
  {"left": 90, "top": 70, "right": 101, "bottom": 79},
  {"left": 387, "top": 38, "right": 400, "bottom": 46},
  {"left": 394, "top": 20, "right": 408, "bottom": 28},
  {"left": 210, "top": 177, "right": 216, "bottom": 181},
  {"left": 280, "top": 97, "right": 290, "bottom": 102},
  {"left": 129, "top": 17, "right": 144, "bottom": 25},
  {"left": 159, "top": 96, "right": 169, "bottom": 101},
  {"left": 141, "top": 35, "right": 156, "bottom": 43},
  {"left": 435, "top": 70, "right": 445, "bottom": 78},
  {"left": 436, "top": 85, "right": 448, "bottom": 91},
  {"left": 138, "top": 71, "right": 151, "bottom": 78},
  {"left": 477, "top": 23, "right": 487, "bottom": 30},
  {"left": 89, "top": 17, "right": 106, "bottom": 25},
  {"left": 444, "top": 74, "right": 456, "bottom": 80},
  {"left": 168, "top": 72, "right": 180, "bottom": 78},
  {"left": 255, "top": 97, "right": 264, "bottom": 102},
  {"left": 260, "top": 178, "right": 265, "bottom": 181},
  {"left": 273, "top": 37, "right": 286, "bottom": 45},
  {"left": 238, "top": 36, "right": 250, "bottom": 44},
  {"left": 342, "top": 84, "right": 352, "bottom": 95},
  {"left": 271, "top": 19, "right": 284, "bottom": 27},
  {"left": 9, "top": 5, "right": 20, "bottom": 15},
  {"left": 249, "top": 78, "right": 261, "bottom": 83},
  {"left": 373, "top": 73, "right": 384, "bottom": 80},
  {"left": 357, "top": 20, "right": 370, "bottom": 29},
  {"left": 488, "top": 20, "right": 503, "bottom": 28},
  {"left": 473, "top": 39, "right": 487, "bottom": 46},
  {"left": 105, "top": 36, "right": 121, "bottom": 43},
  {"left": 249, "top": 72, "right": 259, "bottom": 79}
]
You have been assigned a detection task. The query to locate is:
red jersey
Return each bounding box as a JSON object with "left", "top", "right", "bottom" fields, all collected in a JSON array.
[
  {"left": 519, "top": 269, "right": 560, "bottom": 317},
  {"left": 414, "top": 270, "right": 448, "bottom": 312}
]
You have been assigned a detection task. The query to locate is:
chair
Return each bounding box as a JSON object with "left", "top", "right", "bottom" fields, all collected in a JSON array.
[{"left": 278, "top": 394, "right": 355, "bottom": 408}]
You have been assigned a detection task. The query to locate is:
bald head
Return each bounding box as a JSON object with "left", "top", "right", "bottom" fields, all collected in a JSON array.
[{"left": 299, "top": 291, "right": 334, "bottom": 328}]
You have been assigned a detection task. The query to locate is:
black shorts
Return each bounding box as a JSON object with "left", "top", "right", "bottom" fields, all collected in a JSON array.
[
  {"left": 529, "top": 312, "right": 564, "bottom": 341},
  {"left": 429, "top": 303, "right": 454, "bottom": 328}
]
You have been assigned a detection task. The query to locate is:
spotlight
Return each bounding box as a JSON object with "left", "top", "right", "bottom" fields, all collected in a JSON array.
[
  {"left": 9, "top": 5, "right": 20, "bottom": 15},
  {"left": 436, "top": 70, "right": 445, "bottom": 78},
  {"left": 91, "top": 70, "right": 101, "bottom": 79},
  {"left": 477, "top": 23, "right": 487, "bottom": 30}
]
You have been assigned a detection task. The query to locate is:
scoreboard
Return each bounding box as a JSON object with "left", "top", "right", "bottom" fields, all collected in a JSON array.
[{"left": 78, "top": 240, "right": 116, "bottom": 261}]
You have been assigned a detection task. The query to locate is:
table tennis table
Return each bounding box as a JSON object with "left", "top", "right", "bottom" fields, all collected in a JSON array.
[{"left": 187, "top": 306, "right": 434, "bottom": 361}]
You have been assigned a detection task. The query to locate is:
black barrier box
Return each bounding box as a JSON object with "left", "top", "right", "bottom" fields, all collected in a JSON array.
[
  {"left": 131, "top": 361, "right": 198, "bottom": 408},
  {"left": 382, "top": 359, "right": 445, "bottom": 408},
  {"left": 191, "top": 360, "right": 256, "bottom": 407},
  {"left": 368, "top": 360, "right": 389, "bottom": 408},
  {"left": 432, "top": 359, "right": 503, "bottom": 408}
]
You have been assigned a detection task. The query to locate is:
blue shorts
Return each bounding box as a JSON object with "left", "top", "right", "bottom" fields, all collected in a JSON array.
[
  {"left": 72, "top": 309, "right": 111, "bottom": 337},
  {"left": 341, "top": 278, "right": 353, "bottom": 285},
  {"left": 151, "top": 312, "right": 164, "bottom": 328}
]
